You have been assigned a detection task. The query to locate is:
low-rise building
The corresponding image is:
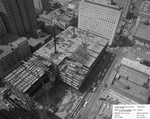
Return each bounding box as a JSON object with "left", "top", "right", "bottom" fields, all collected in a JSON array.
[
  {"left": 134, "top": 21, "right": 150, "bottom": 44},
  {"left": 109, "top": 51, "right": 150, "bottom": 104},
  {"left": 39, "top": 0, "right": 79, "bottom": 29},
  {"left": 133, "top": 1, "right": 150, "bottom": 44},
  {"left": 33, "top": 0, "right": 49, "bottom": 13},
  {"left": 0, "top": 34, "right": 31, "bottom": 79}
]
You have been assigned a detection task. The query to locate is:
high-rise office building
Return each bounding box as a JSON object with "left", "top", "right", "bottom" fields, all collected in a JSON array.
[
  {"left": 17, "top": 0, "right": 38, "bottom": 34},
  {"left": 85, "top": 0, "right": 131, "bottom": 19},
  {"left": 0, "top": 34, "right": 31, "bottom": 79},
  {"left": 78, "top": 0, "right": 122, "bottom": 45},
  {"left": 113, "top": 0, "right": 131, "bottom": 19},
  {"left": 0, "top": 0, "right": 26, "bottom": 36},
  {"left": 0, "top": 0, "right": 37, "bottom": 36}
]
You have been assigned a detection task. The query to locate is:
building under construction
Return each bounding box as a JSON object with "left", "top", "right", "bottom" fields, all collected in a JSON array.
[
  {"left": 3, "top": 55, "right": 57, "bottom": 111},
  {"left": 34, "top": 26, "right": 108, "bottom": 90}
]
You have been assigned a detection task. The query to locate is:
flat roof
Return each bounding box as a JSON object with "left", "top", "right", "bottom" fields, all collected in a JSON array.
[
  {"left": 34, "top": 26, "right": 108, "bottom": 68},
  {"left": 121, "top": 57, "right": 150, "bottom": 76},
  {"left": 134, "top": 23, "right": 150, "bottom": 42},
  {"left": 0, "top": 34, "right": 27, "bottom": 59},
  {"left": 130, "top": 46, "right": 150, "bottom": 61},
  {"left": 110, "top": 85, "right": 146, "bottom": 104},
  {"left": 113, "top": 76, "right": 149, "bottom": 103},
  {"left": 139, "top": 1, "right": 150, "bottom": 18},
  {"left": 119, "top": 65, "right": 149, "bottom": 86},
  {"left": 39, "top": 0, "right": 79, "bottom": 25},
  {"left": 106, "top": 89, "right": 138, "bottom": 104},
  {"left": 125, "top": 50, "right": 150, "bottom": 63},
  {"left": 125, "top": 51, "right": 137, "bottom": 61},
  {"left": 28, "top": 37, "right": 41, "bottom": 47}
]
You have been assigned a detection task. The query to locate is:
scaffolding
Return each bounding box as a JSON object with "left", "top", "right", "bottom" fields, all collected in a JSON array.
[
  {"left": 3, "top": 56, "right": 57, "bottom": 111},
  {"left": 58, "top": 57, "right": 89, "bottom": 90}
]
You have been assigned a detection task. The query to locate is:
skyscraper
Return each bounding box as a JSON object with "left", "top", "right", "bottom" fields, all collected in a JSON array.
[
  {"left": 78, "top": 1, "right": 122, "bottom": 45},
  {"left": 17, "top": 0, "right": 38, "bottom": 34},
  {"left": 0, "top": 0, "right": 26, "bottom": 36},
  {"left": 0, "top": 0, "right": 37, "bottom": 36}
]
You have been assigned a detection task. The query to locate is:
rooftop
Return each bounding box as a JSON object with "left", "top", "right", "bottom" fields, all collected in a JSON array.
[
  {"left": 0, "top": 34, "right": 27, "bottom": 59},
  {"left": 39, "top": 0, "right": 79, "bottom": 27},
  {"left": 0, "top": 34, "right": 19, "bottom": 45},
  {"left": 134, "top": 23, "right": 150, "bottom": 42},
  {"left": 28, "top": 37, "right": 42, "bottom": 47},
  {"left": 113, "top": 74, "right": 149, "bottom": 103},
  {"left": 125, "top": 50, "right": 150, "bottom": 63},
  {"left": 62, "top": 0, "right": 79, "bottom": 14},
  {"left": 118, "top": 65, "right": 149, "bottom": 87},
  {"left": 139, "top": 0, "right": 150, "bottom": 18},
  {"left": 121, "top": 57, "right": 150, "bottom": 76},
  {"left": 34, "top": 26, "right": 108, "bottom": 89},
  {"left": 34, "top": 26, "right": 108, "bottom": 67}
]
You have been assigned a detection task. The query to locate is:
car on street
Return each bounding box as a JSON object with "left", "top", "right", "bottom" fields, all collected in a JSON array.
[
  {"left": 104, "top": 69, "right": 107, "bottom": 72},
  {"left": 92, "top": 87, "right": 96, "bottom": 92},
  {"left": 1, "top": 87, "right": 7, "bottom": 94},
  {"left": 83, "top": 100, "right": 88, "bottom": 107},
  {"left": 102, "top": 73, "right": 105, "bottom": 76}
]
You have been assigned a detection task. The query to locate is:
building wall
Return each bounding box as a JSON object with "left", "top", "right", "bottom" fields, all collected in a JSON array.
[
  {"left": 0, "top": 16, "right": 6, "bottom": 36},
  {"left": 0, "top": 0, "right": 25, "bottom": 36},
  {"left": 0, "top": 37, "right": 31, "bottom": 79},
  {"left": 78, "top": 1, "right": 122, "bottom": 45},
  {"left": 17, "top": 0, "right": 37, "bottom": 34},
  {"left": 41, "top": 0, "right": 49, "bottom": 11},
  {"left": 113, "top": 0, "right": 131, "bottom": 19},
  {"left": 0, "top": 0, "right": 37, "bottom": 36},
  {"left": 33, "top": 0, "right": 42, "bottom": 11}
]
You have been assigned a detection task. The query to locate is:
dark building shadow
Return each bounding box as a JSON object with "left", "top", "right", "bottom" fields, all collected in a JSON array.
[
  {"left": 0, "top": 108, "right": 28, "bottom": 119},
  {"left": 79, "top": 52, "right": 112, "bottom": 93},
  {"left": 0, "top": 79, "right": 5, "bottom": 88},
  {"left": 0, "top": 107, "right": 61, "bottom": 119}
]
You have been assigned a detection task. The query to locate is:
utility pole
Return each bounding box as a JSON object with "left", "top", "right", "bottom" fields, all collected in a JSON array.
[
  {"left": 72, "top": 11, "right": 76, "bottom": 38},
  {"left": 53, "top": 24, "right": 58, "bottom": 54}
]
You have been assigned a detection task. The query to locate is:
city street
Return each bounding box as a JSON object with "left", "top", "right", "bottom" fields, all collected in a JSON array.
[{"left": 79, "top": 37, "right": 131, "bottom": 119}]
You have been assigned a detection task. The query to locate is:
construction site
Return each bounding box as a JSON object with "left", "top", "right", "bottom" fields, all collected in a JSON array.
[
  {"left": 1, "top": 24, "right": 108, "bottom": 119},
  {"left": 0, "top": 0, "right": 132, "bottom": 119},
  {"left": 34, "top": 26, "right": 108, "bottom": 90},
  {"left": 3, "top": 55, "right": 59, "bottom": 118}
]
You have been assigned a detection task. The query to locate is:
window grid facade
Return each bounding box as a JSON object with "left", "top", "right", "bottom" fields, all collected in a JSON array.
[{"left": 78, "top": 1, "right": 122, "bottom": 45}]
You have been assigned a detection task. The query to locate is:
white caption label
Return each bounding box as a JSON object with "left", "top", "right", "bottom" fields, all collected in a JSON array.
[{"left": 112, "top": 105, "right": 150, "bottom": 119}]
